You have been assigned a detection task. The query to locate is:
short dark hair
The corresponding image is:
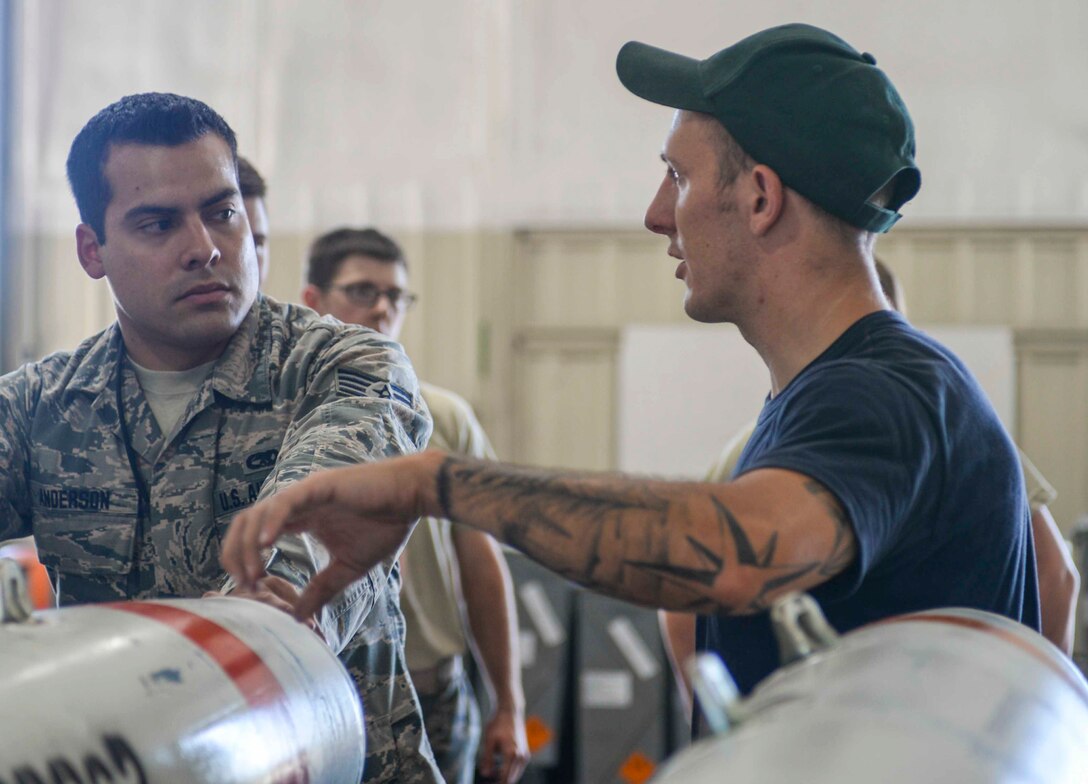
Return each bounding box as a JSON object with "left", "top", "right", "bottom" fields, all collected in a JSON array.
[
  {"left": 706, "top": 119, "right": 755, "bottom": 188},
  {"left": 237, "top": 156, "right": 267, "bottom": 199},
  {"left": 305, "top": 227, "right": 407, "bottom": 289},
  {"left": 66, "top": 92, "right": 238, "bottom": 243}
]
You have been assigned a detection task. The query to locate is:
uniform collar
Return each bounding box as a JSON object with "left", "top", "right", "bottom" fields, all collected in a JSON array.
[
  {"left": 207, "top": 295, "right": 274, "bottom": 404},
  {"left": 65, "top": 296, "right": 274, "bottom": 405},
  {"left": 67, "top": 323, "right": 126, "bottom": 398}
]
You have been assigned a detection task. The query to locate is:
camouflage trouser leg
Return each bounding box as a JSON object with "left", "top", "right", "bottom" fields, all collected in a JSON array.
[
  {"left": 414, "top": 657, "right": 482, "bottom": 784},
  {"left": 340, "top": 614, "right": 443, "bottom": 784}
]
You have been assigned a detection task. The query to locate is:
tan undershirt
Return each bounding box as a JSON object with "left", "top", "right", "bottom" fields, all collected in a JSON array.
[{"left": 130, "top": 358, "right": 216, "bottom": 439}]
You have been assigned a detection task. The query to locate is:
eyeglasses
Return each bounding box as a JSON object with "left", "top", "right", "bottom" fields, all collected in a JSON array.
[{"left": 328, "top": 282, "right": 418, "bottom": 310}]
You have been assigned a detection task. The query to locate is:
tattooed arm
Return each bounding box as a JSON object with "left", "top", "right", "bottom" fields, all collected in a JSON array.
[
  {"left": 221, "top": 449, "right": 856, "bottom": 619},
  {"left": 436, "top": 455, "right": 855, "bottom": 614}
]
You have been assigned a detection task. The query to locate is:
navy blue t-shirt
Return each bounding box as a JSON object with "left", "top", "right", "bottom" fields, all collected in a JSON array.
[{"left": 697, "top": 310, "right": 1040, "bottom": 696}]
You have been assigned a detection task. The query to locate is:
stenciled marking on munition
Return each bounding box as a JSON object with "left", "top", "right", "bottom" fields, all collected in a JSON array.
[
  {"left": 2, "top": 734, "right": 147, "bottom": 784},
  {"left": 150, "top": 668, "right": 182, "bottom": 685}
]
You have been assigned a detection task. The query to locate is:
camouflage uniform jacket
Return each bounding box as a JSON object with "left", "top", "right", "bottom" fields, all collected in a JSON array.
[{"left": 0, "top": 294, "right": 441, "bottom": 783}]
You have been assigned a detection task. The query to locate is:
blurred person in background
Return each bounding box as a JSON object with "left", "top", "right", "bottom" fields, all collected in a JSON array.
[{"left": 238, "top": 156, "right": 270, "bottom": 287}]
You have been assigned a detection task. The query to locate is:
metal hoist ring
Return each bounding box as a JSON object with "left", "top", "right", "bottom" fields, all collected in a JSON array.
[{"left": 0, "top": 558, "right": 34, "bottom": 623}]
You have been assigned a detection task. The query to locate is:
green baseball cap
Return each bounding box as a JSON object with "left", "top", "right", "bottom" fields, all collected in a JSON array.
[{"left": 616, "top": 23, "right": 920, "bottom": 233}]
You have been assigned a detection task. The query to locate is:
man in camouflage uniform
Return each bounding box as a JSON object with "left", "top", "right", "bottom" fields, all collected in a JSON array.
[{"left": 0, "top": 93, "right": 441, "bottom": 783}]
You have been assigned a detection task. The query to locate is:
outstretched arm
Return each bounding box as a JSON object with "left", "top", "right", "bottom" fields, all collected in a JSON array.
[
  {"left": 221, "top": 450, "right": 856, "bottom": 621},
  {"left": 434, "top": 454, "right": 855, "bottom": 613}
]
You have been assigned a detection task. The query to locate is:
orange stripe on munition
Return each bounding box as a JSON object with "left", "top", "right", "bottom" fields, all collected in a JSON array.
[
  {"left": 111, "top": 601, "right": 284, "bottom": 708},
  {"left": 106, "top": 601, "right": 311, "bottom": 784},
  {"left": 883, "top": 613, "right": 1088, "bottom": 707}
]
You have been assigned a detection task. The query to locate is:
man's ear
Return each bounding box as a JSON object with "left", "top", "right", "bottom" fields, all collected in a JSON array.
[
  {"left": 75, "top": 224, "right": 107, "bottom": 280},
  {"left": 747, "top": 165, "right": 786, "bottom": 237},
  {"left": 301, "top": 284, "right": 323, "bottom": 312}
]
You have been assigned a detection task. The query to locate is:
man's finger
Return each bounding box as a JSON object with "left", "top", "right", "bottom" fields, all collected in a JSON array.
[
  {"left": 237, "top": 498, "right": 294, "bottom": 587},
  {"left": 294, "top": 561, "right": 359, "bottom": 622},
  {"left": 257, "top": 473, "right": 335, "bottom": 548},
  {"left": 499, "top": 746, "right": 517, "bottom": 784},
  {"left": 258, "top": 577, "right": 320, "bottom": 634},
  {"left": 243, "top": 504, "right": 280, "bottom": 584},
  {"left": 508, "top": 736, "right": 529, "bottom": 783},
  {"left": 228, "top": 588, "right": 295, "bottom": 617},
  {"left": 509, "top": 757, "right": 527, "bottom": 784},
  {"left": 223, "top": 506, "right": 265, "bottom": 589},
  {"left": 244, "top": 480, "right": 329, "bottom": 580},
  {"left": 223, "top": 476, "right": 332, "bottom": 589},
  {"left": 257, "top": 575, "right": 300, "bottom": 605},
  {"left": 479, "top": 738, "right": 503, "bottom": 781},
  {"left": 478, "top": 748, "right": 494, "bottom": 778}
]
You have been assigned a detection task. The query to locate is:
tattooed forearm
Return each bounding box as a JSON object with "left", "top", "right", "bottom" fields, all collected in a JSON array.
[
  {"left": 436, "top": 457, "right": 856, "bottom": 614},
  {"left": 714, "top": 496, "right": 772, "bottom": 567},
  {"left": 441, "top": 457, "right": 702, "bottom": 605}
]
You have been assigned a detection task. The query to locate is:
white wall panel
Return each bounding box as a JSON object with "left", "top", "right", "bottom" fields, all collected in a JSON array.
[
  {"left": 511, "top": 328, "right": 617, "bottom": 471},
  {"left": 616, "top": 323, "right": 1015, "bottom": 481},
  {"left": 617, "top": 324, "right": 766, "bottom": 479}
]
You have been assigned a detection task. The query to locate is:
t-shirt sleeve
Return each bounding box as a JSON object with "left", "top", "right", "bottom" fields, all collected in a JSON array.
[{"left": 740, "top": 364, "right": 939, "bottom": 599}]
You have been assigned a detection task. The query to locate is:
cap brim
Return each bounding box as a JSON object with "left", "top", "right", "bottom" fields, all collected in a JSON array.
[{"left": 616, "top": 41, "right": 713, "bottom": 114}]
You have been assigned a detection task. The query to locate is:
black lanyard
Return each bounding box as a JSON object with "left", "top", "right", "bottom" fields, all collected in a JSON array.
[{"left": 115, "top": 361, "right": 150, "bottom": 597}]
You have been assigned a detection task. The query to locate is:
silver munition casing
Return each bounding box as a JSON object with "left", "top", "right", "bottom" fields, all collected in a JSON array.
[
  {"left": 658, "top": 605, "right": 1088, "bottom": 783},
  {"left": 0, "top": 595, "right": 365, "bottom": 783}
]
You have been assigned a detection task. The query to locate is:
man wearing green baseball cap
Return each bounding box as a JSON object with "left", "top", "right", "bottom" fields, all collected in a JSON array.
[{"left": 221, "top": 24, "right": 1040, "bottom": 703}]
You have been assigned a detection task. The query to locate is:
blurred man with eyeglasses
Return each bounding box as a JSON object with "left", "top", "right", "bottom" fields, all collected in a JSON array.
[{"left": 303, "top": 227, "right": 529, "bottom": 784}]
